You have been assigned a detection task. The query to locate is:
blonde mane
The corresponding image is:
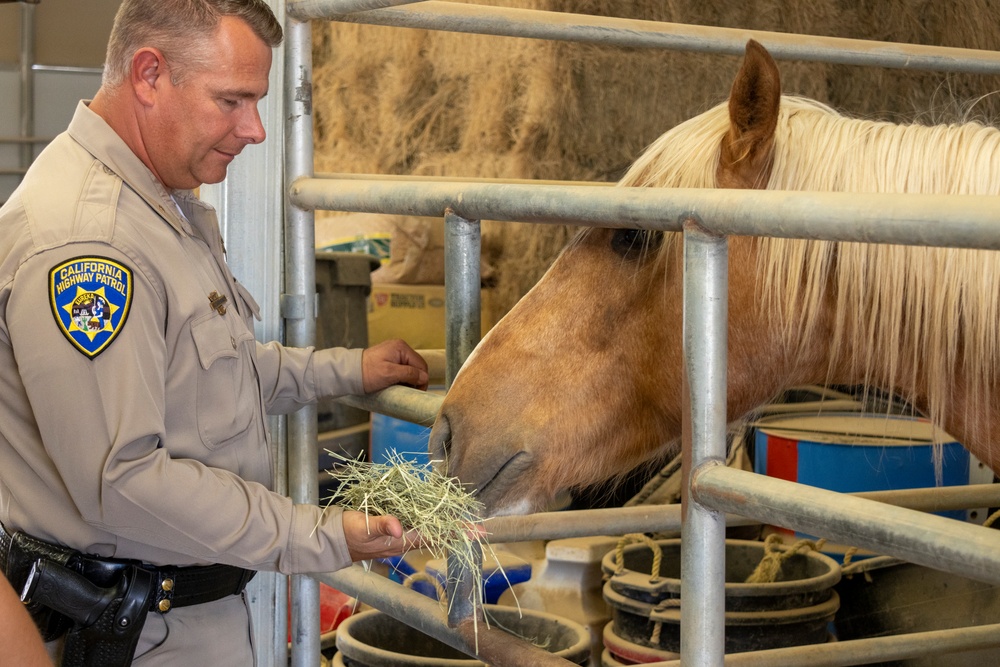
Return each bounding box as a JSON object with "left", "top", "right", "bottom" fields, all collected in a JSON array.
[{"left": 619, "top": 96, "right": 1000, "bottom": 449}]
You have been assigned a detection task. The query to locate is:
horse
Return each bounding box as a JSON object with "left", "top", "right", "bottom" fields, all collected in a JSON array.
[{"left": 427, "top": 39, "right": 1000, "bottom": 517}]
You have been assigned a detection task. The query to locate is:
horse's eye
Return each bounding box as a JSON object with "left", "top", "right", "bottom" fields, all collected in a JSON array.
[{"left": 610, "top": 228, "right": 663, "bottom": 259}]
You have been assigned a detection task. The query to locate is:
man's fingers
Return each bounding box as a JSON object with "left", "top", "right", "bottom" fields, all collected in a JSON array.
[
  {"left": 377, "top": 515, "right": 404, "bottom": 540},
  {"left": 399, "top": 345, "right": 429, "bottom": 372},
  {"left": 399, "top": 364, "right": 429, "bottom": 390}
]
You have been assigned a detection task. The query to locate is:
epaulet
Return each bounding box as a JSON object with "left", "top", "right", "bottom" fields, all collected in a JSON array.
[{"left": 22, "top": 144, "right": 121, "bottom": 249}]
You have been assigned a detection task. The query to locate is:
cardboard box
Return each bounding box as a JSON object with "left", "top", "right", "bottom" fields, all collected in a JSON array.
[{"left": 367, "top": 283, "right": 494, "bottom": 350}]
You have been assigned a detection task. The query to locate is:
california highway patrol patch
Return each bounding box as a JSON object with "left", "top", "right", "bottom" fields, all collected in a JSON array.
[{"left": 49, "top": 256, "right": 133, "bottom": 359}]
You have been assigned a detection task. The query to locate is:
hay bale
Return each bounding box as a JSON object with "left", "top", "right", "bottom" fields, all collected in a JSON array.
[
  {"left": 824, "top": 2, "right": 1000, "bottom": 124},
  {"left": 312, "top": 1, "right": 1000, "bottom": 318}
]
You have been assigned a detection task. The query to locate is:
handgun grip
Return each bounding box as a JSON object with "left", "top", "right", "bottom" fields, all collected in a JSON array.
[{"left": 21, "top": 559, "right": 120, "bottom": 628}]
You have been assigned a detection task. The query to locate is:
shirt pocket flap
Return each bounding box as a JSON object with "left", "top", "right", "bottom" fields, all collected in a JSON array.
[{"left": 191, "top": 313, "right": 238, "bottom": 370}]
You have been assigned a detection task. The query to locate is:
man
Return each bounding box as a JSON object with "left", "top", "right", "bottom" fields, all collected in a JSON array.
[{"left": 0, "top": 1, "right": 428, "bottom": 665}]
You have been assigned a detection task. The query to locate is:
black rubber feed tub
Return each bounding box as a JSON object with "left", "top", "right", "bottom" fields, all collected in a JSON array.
[
  {"left": 601, "top": 538, "right": 841, "bottom": 654},
  {"left": 334, "top": 605, "right": 591, "bottom": 666}
]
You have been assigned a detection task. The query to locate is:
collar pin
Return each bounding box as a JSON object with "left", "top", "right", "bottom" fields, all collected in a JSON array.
[{"left": 208, "top": 291, "right": 228, "bottom": 315}]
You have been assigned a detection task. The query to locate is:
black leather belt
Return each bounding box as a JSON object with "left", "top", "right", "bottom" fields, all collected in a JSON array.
[
  {"left": 0, "top": 521, "right": 255, "bottom": 613},
  {"left": 86, "top": 554, "right": 256, "bottom": 613}
]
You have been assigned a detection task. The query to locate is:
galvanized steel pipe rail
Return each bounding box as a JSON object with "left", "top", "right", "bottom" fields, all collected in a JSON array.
[
  {"left": 287, "top": 0, "right": 1000, "bottom": 75},
  {"left": 337, "top": 385, "right": 443, "bottom": 426},
  {"left": 694, "top": 466, "right": 1000, "bottom": 585},
  {"left": 290, "top": 177, "right": 1000, "bottom": 250},
  {"left": 482, "top": 483, "right": 1000, "bottom": 542},
  {"left": 647, "top": 622, "right": 1000, "bottom": 667},
  {"left": 292, "top": 0, "right": 425, "bottom": 14}
]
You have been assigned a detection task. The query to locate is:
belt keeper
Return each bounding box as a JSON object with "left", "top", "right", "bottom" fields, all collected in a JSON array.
[
  {"left": 234, "top": 568, "right": 254, "bottom": 595},
  {"left": 155, "top": 575, "right": 175, "bottom": 613}
]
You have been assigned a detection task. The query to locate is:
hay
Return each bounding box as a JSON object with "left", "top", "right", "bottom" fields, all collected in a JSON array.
[
  {"left": 325, "top": 451, "right": 510, "bottom": 630},
  {"left": 312, "top": 1, "right": 1000, "bottom": 318}
]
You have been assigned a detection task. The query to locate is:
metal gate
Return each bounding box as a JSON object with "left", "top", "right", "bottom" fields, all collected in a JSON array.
[{"left": 265, "top": 3, "right": 1000, "bottom": 666}]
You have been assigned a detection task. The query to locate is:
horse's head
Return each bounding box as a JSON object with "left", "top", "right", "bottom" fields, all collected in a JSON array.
[
  {"left": 430, "top": 227, "right": 683, "bottom": 515},
  {"left": 429, "top": 41, "right": 788, "bottom": 516}
]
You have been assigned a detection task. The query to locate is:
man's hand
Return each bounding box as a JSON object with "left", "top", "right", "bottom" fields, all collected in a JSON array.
[
  {"left": 362, "top": 339, "right": 429, "bottom": 393},
  {"left": 342, "top": 510, "right": 421, "bottom": 561}
]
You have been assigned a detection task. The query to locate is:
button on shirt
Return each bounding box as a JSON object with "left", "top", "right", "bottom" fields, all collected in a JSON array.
[{"left": 0, "top": 101, "right": 359, "bottom": 574}]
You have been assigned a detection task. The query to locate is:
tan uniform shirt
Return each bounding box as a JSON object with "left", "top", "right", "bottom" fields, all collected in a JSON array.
[{"left": 0, "top": 102, "right": 356, "bottom": 574}]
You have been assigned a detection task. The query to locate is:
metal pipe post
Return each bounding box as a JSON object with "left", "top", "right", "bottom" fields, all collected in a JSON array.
[
  {"left": 19, "top": 1, "right": 36, "bottom": 171},
  {"left": 283, "top": 16, "right": 321, "bottom": 667},
  {"left": 680, "top": 220, "right": 728, "bottom": 667},
  {"left": 444, "top": 209, "right": 483, "bottom": 625},
  {"left": 444, "top": 209, "right": 482, "bottom": 386},
  {"left": 447, "top": 539, "right": 482, "bottom": 628}
]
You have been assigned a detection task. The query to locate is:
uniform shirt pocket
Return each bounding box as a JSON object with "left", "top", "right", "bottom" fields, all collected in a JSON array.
[{"left": 190, "top": 311, "right": 258, "bottom": 450}]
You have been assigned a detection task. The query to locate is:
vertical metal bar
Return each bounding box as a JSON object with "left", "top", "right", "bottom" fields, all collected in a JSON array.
[
  {"left": 19, "top": 2, "right": 36, "bottom": 171},
  {"left": 284, "top": 16, "right": 320, "bottom": 667},
  {"left": 444, "top": 209, "right": 483, "bottom": 624},
  {"left": 444, "top": 209, "right": 482, "bottom": 386},
  {"left": 681, "top": 220, "right": 728, "bottom": 666},
  {"left": 446, "top": 540, "right": 482, "bottom": 627}
]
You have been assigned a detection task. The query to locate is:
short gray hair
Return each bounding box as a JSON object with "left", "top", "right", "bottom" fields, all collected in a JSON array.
[{"left": 102, "top": 0, "right": 282, "bottom": 88}]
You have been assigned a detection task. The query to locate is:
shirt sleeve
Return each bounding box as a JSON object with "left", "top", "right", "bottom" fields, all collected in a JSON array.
[{"left": 255, "top": 342, "right": 365, "bottom": 415}]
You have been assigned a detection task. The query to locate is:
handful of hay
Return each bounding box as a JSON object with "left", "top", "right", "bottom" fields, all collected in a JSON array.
[{"left": 324, "top": 451, "right": 507, "bottom": 619}]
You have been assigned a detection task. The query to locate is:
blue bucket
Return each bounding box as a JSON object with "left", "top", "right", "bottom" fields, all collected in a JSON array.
[
  {"left": 369, "top": 412, "right": 432, "bottom": 468},
  {"left": 753, "top": 413, "right": 970, "bottom": 554}
]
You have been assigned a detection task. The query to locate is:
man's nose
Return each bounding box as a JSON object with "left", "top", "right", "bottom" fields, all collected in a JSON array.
[{"left": 239, "top": 105, "right": 266, "bottom": 144}]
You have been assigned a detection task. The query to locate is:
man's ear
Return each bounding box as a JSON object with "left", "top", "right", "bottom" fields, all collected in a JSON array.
[{"left": 131, "top": 48, "right": 168, "bottom": 107}]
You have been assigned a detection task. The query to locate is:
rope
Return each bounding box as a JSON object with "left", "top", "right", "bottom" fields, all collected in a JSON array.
[
  {"left": 840, "top": 546, "right": 875, "bottom": 580},
  {"left": 614, "top": 533, "right": 664, "bottom": 580},
  {"left": 650, "top": 598, "right": 681, "bottom": 645},
  {"left": 984, "top": 508, "right": 1000, "bottom": 528},
  {"left": 402, "top": 572, "right": 448, "bottom": 603},
  {"left": 744, "top": 533, "right": 827, "bottom": 584},
  {"left": 841, "top": 546, "right": 858, "bottom": 567}
]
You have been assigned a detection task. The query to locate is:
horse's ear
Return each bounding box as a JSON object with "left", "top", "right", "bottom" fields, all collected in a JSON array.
[{"left": 718, "top": 39, "right": 781, "bottom": 189}]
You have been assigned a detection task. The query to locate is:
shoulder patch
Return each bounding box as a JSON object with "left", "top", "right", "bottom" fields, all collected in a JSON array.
[{"left": 49, "top": 256, "right": 134, "bottom": 359}]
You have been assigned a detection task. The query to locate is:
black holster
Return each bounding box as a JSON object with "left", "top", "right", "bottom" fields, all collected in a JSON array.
[
  {"left": 1, "top": 528, "right": 76, "bottom": 642},
  {"left": 1, "top": 523, "right": 255, "bottom": 666},
  {"left": 58, "top": 563, "right": 155, "bottom": 667},
  {"left": 2, "top": 530, "right": 154, "bottom": 667}
]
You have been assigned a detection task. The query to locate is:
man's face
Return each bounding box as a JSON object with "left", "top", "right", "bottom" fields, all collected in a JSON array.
[{"left": 145, "top": 16, "right": 271, "bottom": 190}]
